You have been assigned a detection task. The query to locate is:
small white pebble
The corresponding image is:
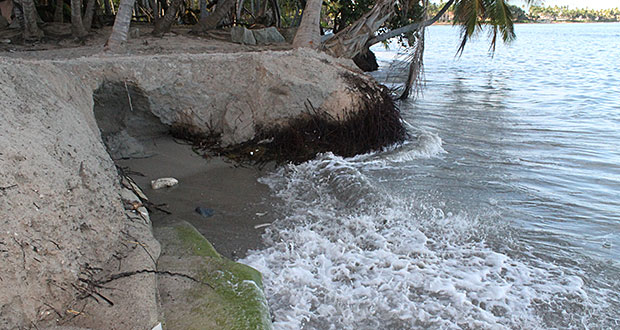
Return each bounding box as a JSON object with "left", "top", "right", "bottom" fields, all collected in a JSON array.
[{"left": 151, "top": 177, "right": 178, "bottom": 190}]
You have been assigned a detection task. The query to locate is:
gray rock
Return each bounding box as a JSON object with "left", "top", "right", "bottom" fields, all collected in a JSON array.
[
  {"left": 252, "top": 27, "right": 286, "bottom": 45},
  {"left": 279, "top": 27, "right": 297, "bottom": 43},
  {"left": 230, "top": 26, "right": 256, "bottom": 45}
]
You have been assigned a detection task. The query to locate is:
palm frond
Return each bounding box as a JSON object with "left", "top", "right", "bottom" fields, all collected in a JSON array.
[
  {"left": 398, "top": 27, "right": 426, "bottom": 100},
  {"left": 487, "top": 0, "right": 515, "bottom": 52},
  {"left": 451, "top": 0, "right": 522, "bottom": 55}
]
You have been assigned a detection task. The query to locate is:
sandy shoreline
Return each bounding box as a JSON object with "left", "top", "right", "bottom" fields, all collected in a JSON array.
[
  {"left": 117, "top": 135, "right": 278, "bottom": 260},
  {"left": 0, "top": 27, "right": 405, "bottom": 327}
]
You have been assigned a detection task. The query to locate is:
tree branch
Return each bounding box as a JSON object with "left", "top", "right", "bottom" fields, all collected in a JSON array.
[{"left": 368, "top": 0, "right": 455, "bottom": 46}]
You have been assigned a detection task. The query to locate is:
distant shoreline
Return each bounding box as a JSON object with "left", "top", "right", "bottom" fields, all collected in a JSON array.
[
  {"left": 432, "top": 20, "right": 619, "bottom": 26},
  {"left": 516, "top": 20, "right": 619, "bottom": 24}
]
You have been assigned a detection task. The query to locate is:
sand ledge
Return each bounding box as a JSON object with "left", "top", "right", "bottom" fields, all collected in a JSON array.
[{"left": 0, "top": 47, "right": 400, "bottom": 328}]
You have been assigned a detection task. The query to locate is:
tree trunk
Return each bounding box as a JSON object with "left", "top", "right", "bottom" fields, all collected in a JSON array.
[
  {"left": 291, "top": 0, "right": 321, "bottom": 49},
  {"left": 321, "top": 0, "right": 393, "bottom": 58},
  {"left": 194, "top": 0, "right": 235, "bottom": 31},
  {"left": 149, "top": 0, "right": 158, "bottom": 18},
  {"left": 103, "top": 0, "right": 114, "bottom": 15},
  {"left": 54, "top": 0, "right": 64, "bottom": 22},
  {"left": 199, "top": 0, "right": 206, "bottom": 19},
  {"left": 256, "top": 0, "right": 266, "bottom": 18},
  {"left": 323, "top": 0, "right": 455, "bottom": 59},
  {"left": 152, "top": 0, "right": 183, "bottom": 35},
  {"left": 105, "top": 0, "right": 136, "bottom": 50},
  {"left": 18, "top": 0, "right": 44, "bottom": 41},
  {"left": 368, "top": 0, "right": 454, "bottom": 46},
  {"left": 71, "top": 0, "right": 88, "bottom": 38},
  {"left": 235, "top": 0, "right": 243, "bottom": 22},
  {"left": 270, "top": 0, "right": 280, "bottom": 27},
  {"left": 12, "top": 1, "right": 25, "bottom": 28},
  {"left": 83, "top": 0, "right": 96, "bottom": 30}
]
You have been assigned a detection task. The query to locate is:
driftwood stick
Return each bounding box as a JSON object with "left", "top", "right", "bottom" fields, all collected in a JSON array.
[
  {"left": 98, "top": 269, "right": 215, "bottom": 290},
  {"left": 0, "top": 184, "right": 17, "bottom": 191}
]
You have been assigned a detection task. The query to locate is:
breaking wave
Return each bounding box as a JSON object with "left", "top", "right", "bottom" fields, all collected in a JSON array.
[{"left": 241, "top": 151, "right": 612, "bottom": 329}]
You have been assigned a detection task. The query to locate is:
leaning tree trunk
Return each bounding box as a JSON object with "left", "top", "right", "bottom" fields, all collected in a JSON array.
[
  {"left": 292, "top": 0, "right": 321, "bottom": 49},
  {"left": 193, "top": 0, "right": 235, "bottom": 31},
  {"left": 368, "top": 0, "right": 454, "bottom": 46},
  {"left": 152, "top": 0, "right": 183, "bottom": 36},
  {"left": 83, "top": 0, "right": 96, "bottom": 30},
  {"left": 18, "top": 0, "right": 44, "bottom": 41},
  {"left": 71, "top": 0, "right": 88, "bottom": 37},
  {"left": 54, "top": 0, "right": 64, "bottom": 22},
  {"left": 105, "top": 0, "right": 136, "bottom": 50},
  {"left": 321, "top": 0, "right": 393, "bottom": 58},
  {"left": 323, "top": 0, "right": 455, "bottom": 59}
]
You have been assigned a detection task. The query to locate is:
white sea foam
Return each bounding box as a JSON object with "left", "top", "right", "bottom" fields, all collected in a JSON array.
[
  {"left": 242, "top": 153, "right": 612, "bottom": 329},
  {"left": 349, "top": 130, "right": 446, "bottom": 170}
]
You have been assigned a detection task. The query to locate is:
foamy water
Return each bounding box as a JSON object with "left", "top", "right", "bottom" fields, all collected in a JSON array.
[
  {"left": 242, "top": 23, "right": 620, "bottom": 329},
  {"left": 243, "top": 149, "right": 615, "bottom": 329}
]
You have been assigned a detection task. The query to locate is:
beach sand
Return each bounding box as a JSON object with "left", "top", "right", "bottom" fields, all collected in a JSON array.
[{"left": 116, "top": 135, "right": 278, "bottom": 260}]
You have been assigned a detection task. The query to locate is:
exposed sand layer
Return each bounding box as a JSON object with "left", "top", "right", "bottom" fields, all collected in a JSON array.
[{"left": 116, "top": 136, "right": 278, "bottom": 260}]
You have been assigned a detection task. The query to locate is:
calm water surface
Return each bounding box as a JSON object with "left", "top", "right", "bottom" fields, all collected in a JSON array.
[{"left": 243, "top": 23, "right": 620, "bottom": 329}]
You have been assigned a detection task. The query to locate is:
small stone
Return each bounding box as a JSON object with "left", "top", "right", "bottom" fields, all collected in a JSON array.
[
  {"left": 230, "top": 26, "right": 256, "bottom": 45},
  {"left": 151, "top": 177, "right": 178, "bottom": 190},
  {"left": 195, "top": 207, "right": 215, "bottom": 217},
  {"left": 252, "top": 27, "right": 285, "bottom": 45}
]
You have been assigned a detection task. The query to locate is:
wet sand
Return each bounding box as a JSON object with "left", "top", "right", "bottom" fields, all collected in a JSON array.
[{"left": 116, "top": 136, "right": 278, "bottom": 260}]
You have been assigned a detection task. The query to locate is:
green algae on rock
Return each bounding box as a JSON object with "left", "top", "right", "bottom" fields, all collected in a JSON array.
[{"left": 155, "top": 221, "right": 272, "bottom": 330}]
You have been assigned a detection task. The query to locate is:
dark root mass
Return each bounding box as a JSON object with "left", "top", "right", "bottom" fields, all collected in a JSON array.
[{"left": 172, "top": 73, "right": 407, "bottom": 165}]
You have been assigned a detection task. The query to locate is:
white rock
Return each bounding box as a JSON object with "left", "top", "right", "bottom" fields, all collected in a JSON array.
[{"left": 151, "top": 177, "right": 179, "bottom": 190}]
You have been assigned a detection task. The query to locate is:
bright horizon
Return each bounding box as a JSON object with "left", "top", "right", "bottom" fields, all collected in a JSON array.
[
  {"left": 514, "top": 0, "right": 620, "bottom": 10},
  {"left": 431, "top": 1, "right": 620, "bottom": 10}
]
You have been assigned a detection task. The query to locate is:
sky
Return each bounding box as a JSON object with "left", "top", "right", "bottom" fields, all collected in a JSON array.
[{"left": 514, "top": 0, "right": 620, "bottom": 10}]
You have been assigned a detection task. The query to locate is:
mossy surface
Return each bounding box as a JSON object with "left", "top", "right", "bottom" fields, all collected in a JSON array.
[
  {"left": 156, "top": 221, "right": 272, "bottom": 330},
  {"left": 174, "top": 223, "right": 222, "bottom": 259}
]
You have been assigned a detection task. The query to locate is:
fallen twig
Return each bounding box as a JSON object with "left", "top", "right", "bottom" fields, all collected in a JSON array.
[
  {"left": 98, "top": 269, "right": 215, "bottom": 290},
  {"left": 143, "top": 201, "right": 171, "bottom": 215},
  {"left": 0, "top": 184, "right": 17, "bottom": 191},
  {"left": 124, "top": 81, "right": 134, "bottom": 112}
]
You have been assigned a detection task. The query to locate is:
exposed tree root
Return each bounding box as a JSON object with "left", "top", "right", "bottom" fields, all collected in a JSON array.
[{"left": 171, "top": 73, "right": 407, "bottom": 164}]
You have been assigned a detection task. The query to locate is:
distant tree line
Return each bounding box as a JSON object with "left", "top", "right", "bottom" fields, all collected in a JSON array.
[
  {"left": 527, "top": 5, "right": 619, "bottom": 22},
  {"left": 426, "top": 2, "right": 619, "bottom": 23}
]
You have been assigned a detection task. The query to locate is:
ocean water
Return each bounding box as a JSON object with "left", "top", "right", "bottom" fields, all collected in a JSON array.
[{"left": 242, "top": 23, "right": 620, "bottom": 329}]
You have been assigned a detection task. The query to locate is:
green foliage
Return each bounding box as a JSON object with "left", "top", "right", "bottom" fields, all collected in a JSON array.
[
  {"left": 528, "top": 5, "right": 620, "bottom": 22},
  {"left": 322, "top": 0, "right": 425, "bottom": 47},
  {"left": 452, "top": 0, "right": 522, "bottom": 54}
]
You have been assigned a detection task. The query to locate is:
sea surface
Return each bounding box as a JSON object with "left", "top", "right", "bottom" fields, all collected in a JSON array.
[{"left": 242, "top": 23, "right": 620, "bottom": 329}]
